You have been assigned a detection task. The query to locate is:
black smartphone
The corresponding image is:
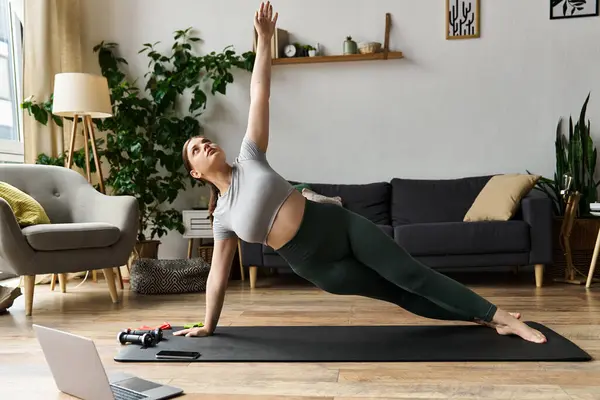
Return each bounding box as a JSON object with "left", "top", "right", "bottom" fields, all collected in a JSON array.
[{"left": 155, "top": 350, "right": 200, "bottom": 360}]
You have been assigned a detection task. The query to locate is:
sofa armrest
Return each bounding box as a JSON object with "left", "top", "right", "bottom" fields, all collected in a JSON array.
[
  {"left": 0, "top": 198, "right": 35, "bottom": 274},
  {"left": 521, "top": 190, "right": 553, "bottom": 265},
  {"left": 72, "top": 186, "right": 139, "bottom": 240},
  {"left": 239, "top": 240, "right": 264, "bottom": 267}
]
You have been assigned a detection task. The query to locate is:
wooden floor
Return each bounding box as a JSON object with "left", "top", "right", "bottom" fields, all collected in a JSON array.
[{"left": 1, "top": 270, "right": 600, "bottom": 399}]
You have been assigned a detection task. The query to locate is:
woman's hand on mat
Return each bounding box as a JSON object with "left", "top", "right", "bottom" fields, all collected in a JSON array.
[
  {"left": 254, "top": 1, "right": 278, "bottom": 39},
  {"left": 173, "top": 326, "right": 212, "bottom": 338}
]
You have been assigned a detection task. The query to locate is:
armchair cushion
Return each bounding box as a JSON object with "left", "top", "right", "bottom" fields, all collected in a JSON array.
[
  {"left": 0, "top": 182, "right": 51, "bottom": 226},
  {"left": 22, "top": 222, "right": 120, "bottom": 251}
]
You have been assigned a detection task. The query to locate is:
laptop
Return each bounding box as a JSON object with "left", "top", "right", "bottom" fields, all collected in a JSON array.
[{"left": 33, "top": 324, "right": 184, "bottom": 400}]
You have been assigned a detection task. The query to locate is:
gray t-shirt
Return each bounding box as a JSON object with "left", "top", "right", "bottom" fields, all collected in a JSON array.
[{"left": 212, "top": 136, "right": 295, "bottom": 244}]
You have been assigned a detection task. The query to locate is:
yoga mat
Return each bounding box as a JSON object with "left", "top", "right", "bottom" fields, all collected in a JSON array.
[{"left": 114, "top": 322, "right": 591, "bottom": 363}]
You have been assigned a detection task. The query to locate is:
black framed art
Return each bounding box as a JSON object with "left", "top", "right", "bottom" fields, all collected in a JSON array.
[{"left": 551, "top": 0, "right": 599, "bottom": 19}]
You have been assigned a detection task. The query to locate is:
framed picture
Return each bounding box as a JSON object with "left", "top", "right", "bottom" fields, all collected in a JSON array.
[
  {"left": 446, "top": 0, "right": 480, "bottom": 40},
  {"left": 550, "top": 0, "right": 599, "bottom": 19}
]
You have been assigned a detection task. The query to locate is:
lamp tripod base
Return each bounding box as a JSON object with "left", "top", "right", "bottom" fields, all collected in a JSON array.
[{"left": 65, "top": 114, "right": 105, "bottom": 194}]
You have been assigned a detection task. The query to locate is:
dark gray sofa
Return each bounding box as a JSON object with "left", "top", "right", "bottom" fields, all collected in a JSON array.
[{"left": 239, "top": 175, "right": 553, "bottom": 288}]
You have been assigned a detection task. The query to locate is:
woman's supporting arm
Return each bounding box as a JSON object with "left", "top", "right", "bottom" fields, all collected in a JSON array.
[
  {"left": 202, "top": 237, "right": 238, "bottom": 333},
  {"left": 204, "top": 238, "right": 238, "bottom": 333},
  {"left": 246, "top": 2, "right": 278, "bottom": 153},
  {"left": 173, "top": 236, "right": 238, "bottom": 337}
]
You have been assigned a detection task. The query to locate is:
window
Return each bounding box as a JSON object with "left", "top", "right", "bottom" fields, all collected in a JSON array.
[{"left": 0, "top": 0, "right": 23, "bottom": 163}]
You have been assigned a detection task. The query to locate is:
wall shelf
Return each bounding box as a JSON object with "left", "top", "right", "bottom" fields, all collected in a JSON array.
[
  {"left": 267, "top": 12, "right": 403, "bottom": 67},
  {"left": 272, "top": 51, "right": 404, "bottom": 66}
]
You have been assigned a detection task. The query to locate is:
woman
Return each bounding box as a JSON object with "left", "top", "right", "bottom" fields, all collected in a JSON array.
[{"left": 175, "top": 2, "right": 546, "bottom": 344}]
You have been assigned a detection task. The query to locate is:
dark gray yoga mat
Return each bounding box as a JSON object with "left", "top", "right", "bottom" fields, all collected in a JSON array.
[{"left": 113, "top": 322, "right": 591, "bottom": 363}]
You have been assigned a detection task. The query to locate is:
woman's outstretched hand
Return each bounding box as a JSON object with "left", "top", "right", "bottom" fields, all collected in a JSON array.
[
  {"left": 254, "top": 1, "right": 278, "bottom": 39},
  {"left": 173, "top": 326, "right": 212, "bottom": 338}
]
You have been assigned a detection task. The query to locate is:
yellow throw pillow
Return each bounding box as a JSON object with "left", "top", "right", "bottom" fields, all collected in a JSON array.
[
  {"left": 0, "top": 182, "right": 51, "bottom": 226},
  {"left": 464, "top": 174, "right": 540, "bottom": 222}
]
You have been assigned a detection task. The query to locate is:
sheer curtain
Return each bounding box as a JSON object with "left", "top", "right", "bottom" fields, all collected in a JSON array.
[
  {"left": 22, "top": 0, "right": 84, "bottom": 284},
  {"left": 23, "top": 0, "right": 83, "bottom": 164}
]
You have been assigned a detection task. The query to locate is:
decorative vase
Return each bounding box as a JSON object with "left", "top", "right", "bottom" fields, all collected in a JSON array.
[
  {"left": 308, "top": 49, "right": 316, "bottom": 57},
  {"left": 344, "top": 36, "right": 357, "bottom": 55}
]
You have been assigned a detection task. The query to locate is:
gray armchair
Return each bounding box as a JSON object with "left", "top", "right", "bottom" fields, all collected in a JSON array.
[{"left": 0, "top": 164, "right": 138, "bottom": 316}]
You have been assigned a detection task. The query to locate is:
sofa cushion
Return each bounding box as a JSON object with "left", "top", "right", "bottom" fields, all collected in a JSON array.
[
  {"left": 394, "top": 221, "right": 530, "bottom": 256},
  {"left": 464, "top": 174, "right": 540, "bottom": 222},
  {"left": 263, "top": 245, "right": 277, "bottom": 255},
  {"left": 378, "top": 224, "right": 394, "bottom": 238},
  {"left": 302, "top": 182, "right": 392, "bottom": 225},
  {"left": 391, "top": 176, "right": 493, "bottom": 225},
  {"left": 22, "top": 222, "right": 120, "bottom": 251},
  {"left": 262, "top": 224, "right": 394, "bottom": 255}
]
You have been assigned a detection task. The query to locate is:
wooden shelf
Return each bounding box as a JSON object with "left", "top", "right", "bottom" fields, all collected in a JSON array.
[
  {"left": 272, "top": 51, "right": 404, "bottom": 66},
  {"left": 263, "top": 13, "right": 403, "bottom": 67}
]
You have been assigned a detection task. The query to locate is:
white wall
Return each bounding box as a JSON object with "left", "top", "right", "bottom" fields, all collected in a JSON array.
[{"left": 81, "top": 0, "right": 600, "bottom": 258}]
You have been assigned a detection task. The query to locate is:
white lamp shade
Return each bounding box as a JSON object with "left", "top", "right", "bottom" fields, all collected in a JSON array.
[{"left": 52, "top": 73, "right": 113, "bottom": 118}]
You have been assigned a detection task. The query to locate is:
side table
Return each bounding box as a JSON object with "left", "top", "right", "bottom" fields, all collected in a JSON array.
[
  {"left": 182, "top": 209, "right": 213, "bottom": 258},
  {"left": 182, "top": 209, "right": 245, "bottom": 282}
]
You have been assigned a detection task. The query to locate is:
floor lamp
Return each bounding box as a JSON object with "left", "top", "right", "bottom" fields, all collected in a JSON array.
[
  {"left": 50, "top": 73, "right": 123, "bottom": 287},
  {"left": 52, "top": 73, "right": 112, "bottom": 193}
]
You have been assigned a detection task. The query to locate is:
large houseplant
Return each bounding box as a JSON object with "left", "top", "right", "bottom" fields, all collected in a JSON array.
[
  {"left": 22, "top": 28, "right": 255, "bottom": 257},
  {"left": 533, "top": 93, "right": 599, "bottom": 217},
  {"left": 529, "top": 93, "right": 600, "bottom": 277}
]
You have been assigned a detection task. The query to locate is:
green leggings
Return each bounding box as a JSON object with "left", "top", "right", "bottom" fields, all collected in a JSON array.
[{"left": 276, "top": 199, "right": 497, "bottom": 323}]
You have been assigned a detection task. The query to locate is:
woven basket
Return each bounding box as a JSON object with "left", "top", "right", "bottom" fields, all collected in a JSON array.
[
  {"left": 130, "top": 258, "right": 210, "bottom": 295},
  {"left": 358, "top": 42, "right": 382, "bottom": 54},
  {"left": 546, "top": 217, "right": 600, "bottom": 280},
  {"left": 198, "top": 245, "right": 214, "bottom": 265}
]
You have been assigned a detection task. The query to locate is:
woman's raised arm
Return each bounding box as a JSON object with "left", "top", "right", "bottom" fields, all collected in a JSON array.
[{"left": 245, "top": 1, "right": 278, "bottom": 153}]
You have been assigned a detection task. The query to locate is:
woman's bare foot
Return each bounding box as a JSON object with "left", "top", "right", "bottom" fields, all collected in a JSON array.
[
  {"left": 490, "top": 308, "right": 547, "bottom": 344},
  {"left": 475, "top": 312, "right": 520, "bottom": 328}
]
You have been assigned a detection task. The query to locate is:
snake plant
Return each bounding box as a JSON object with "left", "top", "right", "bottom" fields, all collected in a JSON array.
[{"left": 532, "top": 93, "right": 599, "bottom": 217}]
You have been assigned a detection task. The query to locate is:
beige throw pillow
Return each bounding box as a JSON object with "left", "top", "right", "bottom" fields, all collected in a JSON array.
[
  {"left": 463, "top": 174, "right": 540, "bottom": 222},
  {"left": 301, "top": 188, "right": 343, "bottom": 207}
]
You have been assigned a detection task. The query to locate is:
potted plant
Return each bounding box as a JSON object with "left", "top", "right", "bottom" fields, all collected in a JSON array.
[
  {"left": 22, "top": 28, "right": 255, "bottom": 258},
  {"left": 533, "top": 93, "right": 598, "bottom": 217},
  {"left": 528, "top": 93, "right": 600, "bottom": 275}
]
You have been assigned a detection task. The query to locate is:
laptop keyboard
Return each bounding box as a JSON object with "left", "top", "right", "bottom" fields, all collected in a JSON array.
[{"left": 110, "top": 384, "right": 148, "bottom": 400}]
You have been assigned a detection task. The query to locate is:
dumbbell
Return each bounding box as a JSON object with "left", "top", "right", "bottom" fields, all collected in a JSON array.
[
  {"left": 123, "top": 328, "right": 163, "bottom": 343},
  {"left": 118, "top": 331, "right": 155, "bottom": 347}
]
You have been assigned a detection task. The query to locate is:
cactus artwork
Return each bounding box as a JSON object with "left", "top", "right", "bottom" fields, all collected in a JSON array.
[{"left": 446, "top": 0, "right": 479, "bottom": 39}]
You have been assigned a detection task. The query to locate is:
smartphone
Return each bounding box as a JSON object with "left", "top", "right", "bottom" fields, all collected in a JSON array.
[{"left": 155, "top": 350, "right": 200, "bottom": 360}]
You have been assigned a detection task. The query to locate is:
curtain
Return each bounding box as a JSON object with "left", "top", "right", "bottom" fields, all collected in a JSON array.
[
  {"left": 22, "top": 0, "right": 83, "bottom": 164},
  {"left": 22, "top": 0, "right": 84, "bottom": 284}
]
